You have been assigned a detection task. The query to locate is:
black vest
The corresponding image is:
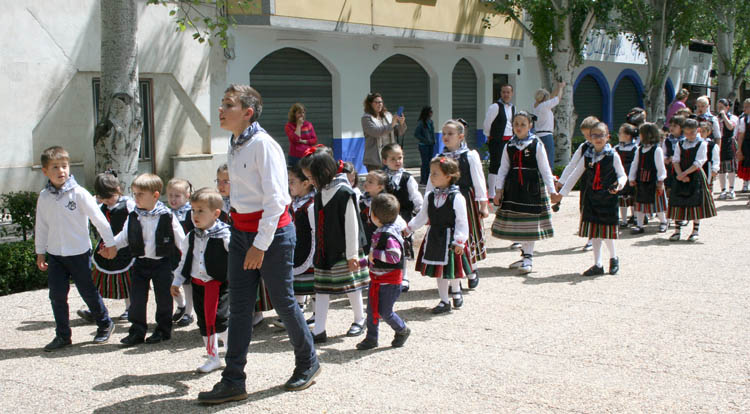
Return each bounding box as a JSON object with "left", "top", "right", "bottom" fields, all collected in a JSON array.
[
  {"left": 359, "top": 197, "right": 377, "bottom": 254},
  {"left": 371, "top": 230, "right": 405, "bottom": 270},
  {"left": 180, "top": 232, "right": 228, "bottom": 282},
  {"left": 313, "top": 186, "right": 367, "bottom": 269},
  {"left": 292, "top": 199, "right": 314, "bottom": 268},
  {"left": 720, "top": 116, "right": 736, "bottom": 161},
  {"left": 489, "top": 101, "right": 515, "bottom": 139},
  {"left": 502, "top": 139, "right": 544, "bottom": 214},
  {"left": 671, "top": 141, "right": 704, "bottom": 206},
  {"left": 179, "top": 210, "right": 195, "bottom": 234},
  {"left": 742, "top": 115, "right": 750, "bottom": 168},
  {"left": 424, "top": 191, "right": 458, "bottom": 263},
  {"left": 634, "top": 146, "right": 659, "bottom": 204},
  {"left": 390, "top": 172, "right": 415, "bottom": 221},
  {"left": 615, "top": 144, "right": 636, "bottom": 197},
  {"left": 127, "top": 211, "right": 175, "bottom": 258},
  {"left": 702, "top": 140, "right": 715, "bottom": 178},
  {"left": 456, "top": 152, "right": 473, "bottom": 194},
  {"left": 582, "top": 153, "right": 619, "bottom": 224},
  {"left": 95, "top": 198, "right": 134, "bottom": 271}
]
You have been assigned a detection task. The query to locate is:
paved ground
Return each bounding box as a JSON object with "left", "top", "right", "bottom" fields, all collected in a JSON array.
[{"left": 1, "top": 192, "right": 749, "bottom": 413}]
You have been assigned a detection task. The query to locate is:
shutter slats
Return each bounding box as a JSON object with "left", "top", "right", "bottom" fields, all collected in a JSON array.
[
  {"left": 452, "top": 59, "right": 478, "bottom": 148},
  {"left": 573, "top": 76, "right": 604, "bottom": 134}
]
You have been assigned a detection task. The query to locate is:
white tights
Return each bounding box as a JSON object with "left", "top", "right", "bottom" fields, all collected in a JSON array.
[
  {"left": 636, "top": 211, "right": 666, "bottom": 227},
  {"left": 592, "top": 238, "right": 616, "bottom": 267},
  {"left": 718, "top": 173, "right": 736, "bottom": 191},
  {"left": 312, "top": 291, "right": 365, "bottom": 335}
]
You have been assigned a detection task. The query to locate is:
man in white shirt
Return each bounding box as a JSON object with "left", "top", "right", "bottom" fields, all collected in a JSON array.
[
  {"left": 483, "top": 84, "right": 515, "bottom": 198},
  {"left": 198, "top": 85, "right": 319, "bottom": 405}
]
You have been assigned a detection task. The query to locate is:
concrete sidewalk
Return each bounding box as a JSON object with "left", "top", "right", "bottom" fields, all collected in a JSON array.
[{"left": 1, "top": 192, "right": 748, "bottom": 413}]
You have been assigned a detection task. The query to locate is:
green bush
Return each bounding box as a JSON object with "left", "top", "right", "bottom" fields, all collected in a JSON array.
[
  {"left": 0, "top": 240, "right": 47, "bottom": 296},
  {"left": 1, "top": 191, "right": 38, "bottom": 241}
]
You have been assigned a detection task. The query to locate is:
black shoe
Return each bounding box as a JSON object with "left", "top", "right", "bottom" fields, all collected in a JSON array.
[
  {"left": 120, "top": 334, "right": 144, "bottom": 347},
  {"left": 93, "top": 321, "right": 115, "bottom": 343},
  {"left": 627, "top": 216, "right": 636, "bottom": 225},
  {"left": 176, "top": 314, "right": 194, "bottom": 327},
  {"left": 630, "top": 226, "right": 645, "bottom": 234},
  {"left": 312, "top": 331, "right": 327, "bottom": 344},
  {"left": 306, "top": 315, "right": 315, "bottom": 326},
  {"left": 431, "top": 301, "right": 451, "bottom": 314},
  {"left": 401, "top": 280, "right": 410, "bottom": 293},
  {"left": 609, "top": 257, "right": 620, "bottom": 275},
  {"left": 583, "top": 265, "right": 605, "bottom": 276},
  {"left": 172, "top": 306, "right": 186, "bottom": 322},
  {"left": 346, "top": 322, "right": 364, "bottom": 337},
  {"left": 44, "top": 336, "right": 71, "bottom": 352},
  {"left": 468, "top": 274, "right": 479, "bottom": 289},
  {"left": 77, "top": 309, "right": 94, "bottom": 323},
  {"left": 145, "top": 330, "right": 170, "bottom": 344},
  {"left": 391, "top": 326, "right": 411, "bottom": 348},
  {"left": 356, "top": 337, "right": 378, "bottom": 350},
  {"left": 283, "top": 362, "right": 321, "bottom": 391},
  {"left": 197, "top": 381, "right": 248, "bottom": 404},
  {"left": 452, "top": 293, "right": 463, "bottom": 309},
  {"left": 119, "top": 309, "right": 129, "bottom": 320},
  {"left": 643, "top": 215, "right": 649, "bottom": 225}
]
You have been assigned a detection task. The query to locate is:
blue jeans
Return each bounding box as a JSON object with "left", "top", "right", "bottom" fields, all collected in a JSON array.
[
  {"left": 128, "top": 257, "right": 173, "bottom": 338},
  {"left": 538, "top": 133, "right": 555, "bottom": 169},
  {"left": 365, "top": 284, "right": 405, "bottom": 341},
  {"left": 47, "top": 251, "right": 111, "bottom": 340},
  {"left": 418, "top": 143, "right": 433, "bottom": 184},
  {"left": 222, "top": 224, "right": 317, "bottom": 389}
]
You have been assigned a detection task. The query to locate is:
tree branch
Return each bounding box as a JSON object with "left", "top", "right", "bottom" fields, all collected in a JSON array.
[{"left": 578, "top": 9, "right": 596, "bottom": 46}]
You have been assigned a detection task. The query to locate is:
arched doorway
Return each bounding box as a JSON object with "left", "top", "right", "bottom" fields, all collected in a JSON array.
[
  {"left": 612, "top": 70, "right": 644, "bottom": 134},
  {"left": 573, "top": 67, "right": 610, "bottom": 136},
  {"left": 370, "top": 54, "right": 430, "bottom": 168},
  {"left": 249, "top": 48, "right": 334, "bottom": 154},
  {"left": 452, "top": 58, "right": 478, "bottom": 149}
]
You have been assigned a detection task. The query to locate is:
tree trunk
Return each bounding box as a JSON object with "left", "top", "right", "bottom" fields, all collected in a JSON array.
[
  {"left": 642, "top": 1, "right": 670, "bottom": 126},
  {"left": 551, "top": 11, "right": 577, "bottom": 167},
  {"left": 715, "top": 10, "right": 736, "bottom": 104},
  {"left": 95, "top": 0, "right": 142, "bottom": 192}
]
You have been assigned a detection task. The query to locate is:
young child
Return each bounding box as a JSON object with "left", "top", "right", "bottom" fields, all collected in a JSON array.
[
  {"left": 664, "top": 115, "right": 687, "bottom": 196},
  {"left": 668, "top": 118, "right": 717, "bottom": 241},
  {"left": 90, "top": 172, "right": 136, "bottom": 320},
  {"left": 628, "top": 123, "right": 669, "bottom": 234},
  {"left": 698, "top": 121, "right": 720, "bottom": 194},
  {"left": 556, "top": 116, "right": 600, "bottom": 251},
  {"left": 171, "top": 188, "right": 231, "bottom": 373},
  {"left": 716, "top": 99, "right": 738, "bottom": 199},
  {"left": 216, "top": 164, "right": 232, "bottom": 219},
  {"left": 167, "top": 178, "right": 195, "bottom": 327},
  {"left": 427, "top": 119, "right": 488, "bottom": 289},
  {"left": 342, "top": 161, "right": 361, "bottom": 202},
  {"left": 554, "top": 122, "right": 627, "bottom": 275},
  {"left": 736, "top": 99, "right": 750, "bottom": 196},
  {"left": 614, "top": 123, "right": 638, "bottom": 227},
  {"left": 359, "top": 170, "right": 391, "bottom": 254},
  {"left": 407, "top": 156, "right": 472, "bottom": 314},
  {"left": 492, "top": 112, "right": 559, "bottom": 273},
  {"left": 114, "top": 173, "right": 186, "bottom": 346},
  {"left": 288, "top": 165, "right": 316, "bottom": 312},
  {"left": 381, "top": 143, "right": 423, "bottom": 292},
  {"left": 356, "top": 193, "right": 411, "bottom": 350},
  {"left": 35, "top": 146, "right": 117, "bottom": 351},
  {"left": 300, "top": 150, "right": 369, "bottom": 343},
  {"left": 695, "top": 96, "right": 722, "bottom": 141}
]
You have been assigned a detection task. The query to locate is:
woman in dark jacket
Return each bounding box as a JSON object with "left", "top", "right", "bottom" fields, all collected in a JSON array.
[{"left": 414, "top": 106, "right": 435, "bottom": 185}]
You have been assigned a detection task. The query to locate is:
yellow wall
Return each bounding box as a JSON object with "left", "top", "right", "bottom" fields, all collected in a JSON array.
[{"left": 235, "top": 0, "right": 520, "bottom": 40}]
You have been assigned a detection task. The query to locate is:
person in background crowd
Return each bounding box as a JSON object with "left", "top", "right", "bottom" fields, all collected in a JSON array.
[
  {"left": 285, "top": 103, "right": 318, "bottom": 167},
  {"left": 483, "top": 84, "right": 516, "bottom": 198},
  {"left": 532, "top": 81, "right": 565, "bottom": 169},
  {"left": 362, "top": 92, "right": 406, "bottom": 172},
  {"left": 414, "top": 106, "right": 436, "bottom": 185}
]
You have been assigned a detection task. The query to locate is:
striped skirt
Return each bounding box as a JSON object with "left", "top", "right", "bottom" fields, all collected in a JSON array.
[
  {"left": 293, "top": 267, "right": 315, "bottom": 296},
  {"left": 414, "top": 241, "right": 474, "bottom": 279},
  {"left": 314, "top": 254, "right": 370, "bottom": 294},
  {"left": 719, "top": 159, "right": 737, "bottom": 174},
  {"left": 255, "top": 278, "right": 274, "bottom": 312},
  {"left": 633, "top": 192, "right": 668, "bottom": 214},
  {"left": 668, "top": 172, "right": 717, "bottom": 221},
  {"left": 92, "top": 267, "right": 133, "bottom": 299},
  {"left": 579, "top": 221, "right": 619, "bottom": 239},
  {"left": 464, "top": 189, "right": 487, "bottom": 264},
  {"left": 491, "top": 192, "right": 554, "bottom": 241}
]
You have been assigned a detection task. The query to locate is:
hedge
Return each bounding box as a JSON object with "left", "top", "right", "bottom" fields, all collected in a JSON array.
[{"left": 0, "top": 240, "right": 47, "bottom": 296}]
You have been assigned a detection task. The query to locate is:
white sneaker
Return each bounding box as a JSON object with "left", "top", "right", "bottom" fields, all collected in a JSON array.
[
  {"left": 519, "top": 264, "right": 533, "bottom": 274},
  {"left": 197, "top": 355, "right": 223, "bottom": 373},
  {"left": 509, "top": 259, "right": 524, "bottom": 269},
  {"left": 718, "top": 191, "right": 727, "bottom": 200},
  {"left": 728, "top": 191, "right": 736, "bottom": 199}
]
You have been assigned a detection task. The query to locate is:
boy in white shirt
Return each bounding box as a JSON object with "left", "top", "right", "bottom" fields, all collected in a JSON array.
[
  {"left": 35, "top": 146, "right": 117, "bottom": 351},
  {"left": 114, "top": 173, "right": 186, "bottom": 346}
]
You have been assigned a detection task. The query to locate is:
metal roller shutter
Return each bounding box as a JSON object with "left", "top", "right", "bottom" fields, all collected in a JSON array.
[
  {"left": 573, "top": 75, "right": 603, "bottom": 135},
  {"left": 452, "top": 59, "right": 478, "bottom": 148},
  {"left": 613, "top": 77, "right": 640, "bottom": 135},
  {"left": 249, "top": 48, "right": 333, "bottom": 155},
  {"left": 370, "top": 54, "right": 430, "bottom": 168}
]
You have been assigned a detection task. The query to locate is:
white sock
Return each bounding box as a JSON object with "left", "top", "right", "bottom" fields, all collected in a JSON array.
[
  {"left": 124, "top": 297, "right": 131, "bottom": 309},
  {"left": 295, "top": 295, "right": 307, "bottom": 307},
  {"left": 592, "top": 239, "right": 603, "bottom": 267},
  {"left": 437, "top": 279, "right": 450, "bottom": 303},
  {"left": 402, "top": 266, "right": 410, "bottom": 286},
  {"left": 450, "top": 279, "right": 461, "bottom": 298},
  {"left": 521, "top": 241, "right": 534, "bottom": 265},
  {"left": 657, "top": 212, "right": 666, "bottom": 224},
  {"left": 604, "top": 239, "right": 616, "bottom": 259},
  {"left": 252, "top": 312, "right": 264, "bottom": 325},
  {"left": 312, "top": 293, "right": 330, "bottom": 335},
  {"left": 183, "top": 284, "right": 194, "bottom": 317},
  {"left": 175, "top": 289, "right": 186, "bottom": 308},
  {"left": 743, "top": 180, "right": 749, "bottom": 190},
  {"left": 218, "top": 330, "right": 228, "bottom": 349},
  {"left": 619, "top": 207, "right": 628, "bottom": 222},
  {"left": 636, "top": 212, "right": 645, "bottom": 227},
  {"left": 488, "top": 174, "right": 497, "bottom": 198},
  {"left": 719, "top": 173, "right": 727, "bottom": 190},
  {"left": 728, "top": 173, "right": 736, "bottom": 190},
  {"left": 207, "top": 333, "right": 219, "bottom": 357},
  {"left": 347, "top": 290, "right": 366, "bottom": 326}
]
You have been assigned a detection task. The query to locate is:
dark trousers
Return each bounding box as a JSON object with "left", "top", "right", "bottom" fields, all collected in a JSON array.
[
  {"left": 365, "top": 284, "right": 405, "bottom": 341},
  {"left": 488, "top": 137, "right": 508, "bottom": 175},
  {"left": 47, "top": 251, "right": 111, "bottom": 340},
  {"left": 418, "top": 143, "right": 434, "bottom": 184},
  {"left": 221, "top": 224, "right": 317, "bottom": 389},
  {"left": 192, "top": 280, "right": 229, "bottom": 336},
  {"left": 128, "top": 257, "right": 173, "bottom": 338},
  {"left": 538, "top": 133, "right": 555, "bottom": 169}
]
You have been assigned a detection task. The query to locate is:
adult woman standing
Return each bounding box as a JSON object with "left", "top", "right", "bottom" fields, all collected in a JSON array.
[
  {"left": 532, "top": 81, "right": 564, "bottom": 169},
  {"left": 285, "top": 103, "right": 318, "bottom": 166},
  {"left": 361, "top": 92, "right": 406, "bottom": 172},
  {"left": 666, "top": 88, "right": 689, "bottom": 125},
  {"left": 414, "top": 106, "right": 435, "bottom": 184}
]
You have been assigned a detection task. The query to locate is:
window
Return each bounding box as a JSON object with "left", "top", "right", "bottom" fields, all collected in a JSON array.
[
  {"left": 492, "top": 73, "right": 510, "bottom": 102},
  {"left": 92, "top": 78, "right": 154, "bottom": 161}
]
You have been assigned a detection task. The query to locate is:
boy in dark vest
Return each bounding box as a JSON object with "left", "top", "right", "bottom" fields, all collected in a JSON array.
[
  {"left": 356, "top": 193, "right": 411, "bottom": 350},
  {"left": 171, "top": 188, "right": 230, "bottom": 373},
  {"left": 114, "top": 173, "right": 186, "bottom": 346}
]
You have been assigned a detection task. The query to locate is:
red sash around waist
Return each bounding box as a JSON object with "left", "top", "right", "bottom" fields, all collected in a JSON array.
[{"left": 231, "top": 205, "right": 290, "bottom": 233}]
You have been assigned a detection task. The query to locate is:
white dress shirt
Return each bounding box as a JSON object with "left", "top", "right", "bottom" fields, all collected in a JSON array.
[
  {"left": 627, "top": 145, "right": 667, "bottom": 182},
  {"left": 407, "top": 190, "right": 469, "bottom": 248},
  {"left": 227, "top": 129, "right": 292, "bottom": 251},
  {"left": 560, "top": 152, "right": 627, "bottom": 196},
  {"left": 172, "top": 228, "right": 231, "bottom": 285},
  {"left": 558, "top": 142, "right": 590, "bottom": 185},
  {"left": 672, "top": 139, "right": 707, "bottom": 169},
  {"left": 425, "top": 150, "right": 488, "bottom": 201},
  {"left": 483, "top": 101, "right": 514, "bottom": 137},
  {"left": 495, "top": 138, "right": 557, "bottom": 194},
  {"left": 35, "top": 185, "right": 116, "bottom": 256},
  {"left": 532, "top": 96, "right": 559, "bottom": 133},
  {"left": 114, "top": 213, "right": 186, "bottom": 260}
]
